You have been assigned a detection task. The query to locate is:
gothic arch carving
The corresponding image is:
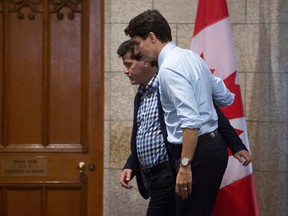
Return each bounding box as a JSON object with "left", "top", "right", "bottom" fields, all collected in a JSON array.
[{"left": 7, "top": 0, "right": 82, "bottom": 20}]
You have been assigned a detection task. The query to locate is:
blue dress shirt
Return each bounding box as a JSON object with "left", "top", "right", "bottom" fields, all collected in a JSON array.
[{"left": 158, "top": 42, "right": 235, "bottom": 144}]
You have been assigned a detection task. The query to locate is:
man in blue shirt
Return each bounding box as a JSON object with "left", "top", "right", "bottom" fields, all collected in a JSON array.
[
  {"left": 124, "top": 9, "right": 251, "bottom": 216},
  {"left": 118, "top": 39, "right": 251, "bottom": 216}
]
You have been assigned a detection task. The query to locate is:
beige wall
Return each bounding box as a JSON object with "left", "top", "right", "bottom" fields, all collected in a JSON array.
[{"left": 104, "top": 0, "right": 288, "bottom": 215}]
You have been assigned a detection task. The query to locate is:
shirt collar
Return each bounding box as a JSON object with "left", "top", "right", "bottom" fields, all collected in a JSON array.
[
  {"left": 138, "top": 75, "right": 159, "bottom": 95},
  {"left": 158, "top": 42, "right": 176, "bottom": 68}
]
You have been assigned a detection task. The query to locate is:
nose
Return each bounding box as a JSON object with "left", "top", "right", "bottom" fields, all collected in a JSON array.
[{"left": 123, "top": 67, "right": 129, "bottom": 74}]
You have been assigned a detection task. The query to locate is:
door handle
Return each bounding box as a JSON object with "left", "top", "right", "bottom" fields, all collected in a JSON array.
[
  {"left": 77, "top": 162, "right": 87, "bottom": 184},
  {"left": 78, "top": 162, "right": 85, "bottom": 173},
  {"left": 78, "top": 162, "right": 95, "bottom": 172}
]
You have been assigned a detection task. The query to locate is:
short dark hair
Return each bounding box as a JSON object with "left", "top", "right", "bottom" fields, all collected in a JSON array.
[
  {"left": 117, "top": 40, "right": 141, "bottom": 61},
  {"left": 117, "top": 40, "right": 158, "bottom": 67},
  {"left": 124, "top": 9, "right": 172, "bottom": 42}
]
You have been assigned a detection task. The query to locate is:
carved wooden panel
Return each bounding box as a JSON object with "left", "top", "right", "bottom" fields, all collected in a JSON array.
[
  {"left": 0, "top": 0, "right": 104, "bottom": 215},
  {"left": 0, "top": 183, "right": 86, "bottom": 216},
  {"left": 0, "top": 0, "right": 90, "bottom": 153}
]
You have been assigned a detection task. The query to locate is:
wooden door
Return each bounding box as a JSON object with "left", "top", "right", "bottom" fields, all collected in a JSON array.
[{"left": 0, "top": 1, "right": 104, "bottom": 216}]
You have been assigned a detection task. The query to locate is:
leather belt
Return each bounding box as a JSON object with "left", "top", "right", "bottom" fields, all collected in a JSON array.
[
  {"left": 143, "top": 161, "right": 171, "bottom": 176},
  {"left": 198, "top": 129, "right": 219, "bottom": 142},
  {"left": 169, "top": 130, "right": 219, "bottom": 160}
]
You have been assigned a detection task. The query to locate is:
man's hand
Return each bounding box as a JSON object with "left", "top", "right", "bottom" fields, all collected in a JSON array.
[
  {"left": 233, "top": 150, "right": 252, "bottom": 166},
  {"left": 175, "top": 166, "right": 192, "bottom": 199},
  {"left": 175, "top": 128, "right": 197, "bottom": 199},
  {"left": 120, "top": 169, "right": 134, "bottom": 189}
]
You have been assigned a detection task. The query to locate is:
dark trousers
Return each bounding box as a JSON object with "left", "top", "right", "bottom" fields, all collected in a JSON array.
[
  {"left": 170, "top": 133, "right": 228, "bottom": 216},
  {"left": 146, "top": 166, "right": 176, "bottom": 216}
]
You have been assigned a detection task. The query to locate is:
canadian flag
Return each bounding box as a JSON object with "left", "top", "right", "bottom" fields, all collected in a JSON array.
[{"left": 191, "top": 0, "right": 259, "bottom": 215}]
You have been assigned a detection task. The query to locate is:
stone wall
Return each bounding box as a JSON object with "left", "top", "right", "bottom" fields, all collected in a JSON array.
[{"left": 104, "top": 0, "right": 288, "bottom": 215}]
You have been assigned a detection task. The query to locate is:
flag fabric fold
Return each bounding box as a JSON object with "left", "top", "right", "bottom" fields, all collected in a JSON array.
[{"left": 191, "top": 0, "right": 259, "bottom": 215}]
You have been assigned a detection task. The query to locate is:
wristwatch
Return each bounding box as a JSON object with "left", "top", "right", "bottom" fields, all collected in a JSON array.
[{"left": 180, "top": 157, "right": 191, "bottom": 167}]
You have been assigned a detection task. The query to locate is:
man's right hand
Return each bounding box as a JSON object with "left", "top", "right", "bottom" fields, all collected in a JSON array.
[
  {"left": 120, "top": 169, "right": 134, "bottom": 189},
  {"left": 233, "top": 150, "right": 252, "bottom": 166},
  {"left": 175, "top": 165, "right": 192, "bottom": 199}
]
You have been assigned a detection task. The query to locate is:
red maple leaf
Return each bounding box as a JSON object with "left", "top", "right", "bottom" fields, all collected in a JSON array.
[
  {"left": 219, "top": 72, "right": 245, "bottom": 156},
  {"left": 220, "top": 71, "right": 244, "bottom": 119},
  {"left": 200, "top": 53, "right": 245, "bottom": 156},
  {"left": 200, "top": 53, "right": 244, "bottom": 120},
  {"left": 235, "top": 128, "right": 244, "bottom": 136}
]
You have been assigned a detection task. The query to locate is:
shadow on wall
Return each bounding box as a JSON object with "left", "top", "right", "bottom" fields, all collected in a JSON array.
[{"left": 250, "top": 1, "right": 288, "bottom": 216}]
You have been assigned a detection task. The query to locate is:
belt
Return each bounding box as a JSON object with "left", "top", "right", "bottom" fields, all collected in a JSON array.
[
  {"left": 169, "top": 130, "right": 219, "bottom": 159},
  {"left": 143, "top": 161, "right": 171, "bottom": 176},
  {"left": 198, "top": 129, "right": 219, "bottom": 142}
]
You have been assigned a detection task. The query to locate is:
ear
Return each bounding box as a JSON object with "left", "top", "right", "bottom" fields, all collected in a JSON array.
[
  {"left": 148, "top": 32, "right": 157, "bottom": 43},
  {"left": 143, "top": 61, "right": 149, "bottom": 67}
]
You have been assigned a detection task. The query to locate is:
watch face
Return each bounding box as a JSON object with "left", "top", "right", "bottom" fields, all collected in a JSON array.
[{"left": 181, "top": 157, "right": 189, "bottom": 166}]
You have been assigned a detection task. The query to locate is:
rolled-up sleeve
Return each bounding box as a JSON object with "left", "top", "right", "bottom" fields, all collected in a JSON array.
[{"left": 211, "top": 76, "right": 235, "bottom": 106}]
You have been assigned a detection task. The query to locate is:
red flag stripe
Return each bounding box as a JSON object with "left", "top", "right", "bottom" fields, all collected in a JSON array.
[
  {"left": 193, "top": 0, "right": 229, "bottom": 37},
  {"left": 212, "top": 174, "right": 259, "bottom": 216}
]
